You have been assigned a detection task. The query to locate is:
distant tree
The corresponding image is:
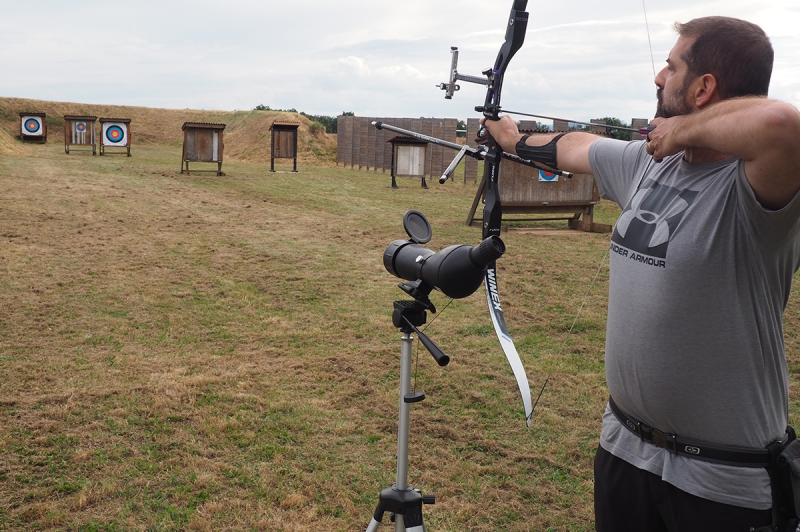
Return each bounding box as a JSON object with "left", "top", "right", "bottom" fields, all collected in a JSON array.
[
  {"left": 595, "top": 117, "right": 632, "bottom": 141},
  {"left": 456, "top": 119, "right": 467, "bottom": 138},
  {"left": 252, "top": 105, "right": 351, "bottom": 134}
]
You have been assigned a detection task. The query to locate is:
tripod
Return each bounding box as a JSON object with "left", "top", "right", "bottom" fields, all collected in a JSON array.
[{"left": 365, "top": 299, "right": 448, "bottom": 532}]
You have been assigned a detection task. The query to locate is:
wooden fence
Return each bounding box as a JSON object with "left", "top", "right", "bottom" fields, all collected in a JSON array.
[{"left": 336, "top": 116, "right": 459, "bottom": 178}]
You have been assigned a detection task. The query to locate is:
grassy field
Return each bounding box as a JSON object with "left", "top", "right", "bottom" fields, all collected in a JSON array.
[{"left": 2, "top": 142, "right": 800, "bottom": 531}]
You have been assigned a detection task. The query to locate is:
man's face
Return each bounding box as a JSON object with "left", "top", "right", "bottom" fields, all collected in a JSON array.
[{"left": 655, "top": 36, "right": 696, "bottom": 118}]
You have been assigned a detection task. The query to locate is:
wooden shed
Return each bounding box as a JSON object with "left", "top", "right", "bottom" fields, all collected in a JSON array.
[
  {"left": 99, "top": 118, "right": 131, "bottom": 156},
  {"left": 64, "top": 116, "right": 97, "bottom": 155},
  {"left": 466, "top": 124, "right": 612, "bottom": 232},
  {"left": 269, "top": 121, "right": 300, "bottom": 172},
  {"left": 387, "top": 136, "right": 429, "bottom": 188},
  {"left": 180, "top": 122, "right": 225, "bottom": 176}
]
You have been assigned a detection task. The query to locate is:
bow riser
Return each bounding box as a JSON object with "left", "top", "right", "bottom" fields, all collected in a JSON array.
[{"left": 479, "top": 0, "right": 534, "bottom": 426}]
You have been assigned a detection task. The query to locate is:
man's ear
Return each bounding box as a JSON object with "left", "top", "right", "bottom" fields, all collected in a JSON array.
[{"left": 693, "top": 74, "right": 720, "bottom": 108}]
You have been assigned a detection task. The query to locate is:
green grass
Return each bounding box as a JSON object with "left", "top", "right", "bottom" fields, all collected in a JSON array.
[{"left": 1, "top": 142, "right": 796, "bottom": 530}]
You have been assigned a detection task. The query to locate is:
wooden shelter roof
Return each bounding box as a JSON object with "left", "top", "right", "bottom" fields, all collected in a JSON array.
[
  {"left": 64, "top": 115, "right": 97, "bottom": 121},
  {"left": 19, "top": 112, "right": 46, "bottom": 117},
  {"left": 99, "top": 117, "right": 131, "bottom": 123},
  {"left": 181, "top": 122, "right": 226, "bottom": 131},
  {"left": 269, "top": 121, "right": 300, "bottom": 130},
  {"left": 385, "top": 135, "right": 427, "bottom": 145}
]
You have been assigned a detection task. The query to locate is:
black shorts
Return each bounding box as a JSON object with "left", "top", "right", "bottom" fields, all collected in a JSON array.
[{"left": 594, "top": 445, "right": 772, "bottom": 532}]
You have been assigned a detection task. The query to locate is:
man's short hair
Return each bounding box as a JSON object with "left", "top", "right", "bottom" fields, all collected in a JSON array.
[{"left": 676, "top": 16, "right": 773, "bottom": 99}]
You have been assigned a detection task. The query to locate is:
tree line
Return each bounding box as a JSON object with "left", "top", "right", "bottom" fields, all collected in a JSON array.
[
  {"left": 254, "top": 104, "right": 634, "bottom": 140},
  {"left": 253, "top": 104, "right": 352, "bottom": 134}
]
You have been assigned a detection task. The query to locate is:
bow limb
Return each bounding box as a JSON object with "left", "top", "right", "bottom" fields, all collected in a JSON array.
[
  {"left": 486, "top": 266, "right": 533, "bottom": 426},
  {"left": 482, "top": 145, "right": 533, "bottom": 426},
  {"left": 480, "top": 0, "right": 533, "bottom": 426}
]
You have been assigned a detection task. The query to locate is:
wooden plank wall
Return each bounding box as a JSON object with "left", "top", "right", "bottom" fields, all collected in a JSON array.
[
  {"left": 464, "top": 118, "right": 481, "bottom": 183},
  {"left": 273, "top": 130, "right": 296, "bottom": 158},
  {"left": 499, "top": 162, "right": 597, "bottom": 205},
  {"left": 336, "top": 117, "right": 459, "bottom": 178},
  {"left": 336, "top": 116, "right": 353, "bottom": 167}
]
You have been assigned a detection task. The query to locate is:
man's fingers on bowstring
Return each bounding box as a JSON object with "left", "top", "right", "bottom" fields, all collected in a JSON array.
[{"left": 645, "top": 136, "right": 663, "bottom": 162}]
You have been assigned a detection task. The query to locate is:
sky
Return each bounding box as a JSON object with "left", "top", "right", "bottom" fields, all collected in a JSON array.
[{"left": 2, "top": 0, "right": 799, "bottom": 127}]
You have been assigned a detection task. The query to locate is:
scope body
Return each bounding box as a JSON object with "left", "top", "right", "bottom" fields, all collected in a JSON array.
[{"left": 383, "top": 235, "right": 505, "bottom": 299}]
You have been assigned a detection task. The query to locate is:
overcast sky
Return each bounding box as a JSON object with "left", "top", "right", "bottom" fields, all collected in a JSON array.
[{"left": 2, "top": 0, "right": 799, "bottom": 126}]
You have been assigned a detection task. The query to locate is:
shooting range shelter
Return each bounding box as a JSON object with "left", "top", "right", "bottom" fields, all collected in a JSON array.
[
  {"left": 387, "top": 136, "right": 429, "bottom": 188},
  {"left": 269, "top": 121, "right": 300, "bottom": 172},
  {"left": 19, "top": 112, "right": 47, "bottom": 143},
  {"left": 64, "top": 116, "right": 97, "bottom": 155},
  {"left": 99, "top": 118, "right": 131, "bottom": 156},
  {"left": 336, "top": 115, "right": 458, "bottom": 177},
  {"left": 465, "top": 119, "right": 612, "bottom": 232},
  {"left": 180, "top": 122, "right": 225, "bottom": 176}
]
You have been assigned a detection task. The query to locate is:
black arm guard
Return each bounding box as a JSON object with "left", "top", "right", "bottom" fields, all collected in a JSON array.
[{"left": 515, "top": 133, "right": 566, "bottom": 169}]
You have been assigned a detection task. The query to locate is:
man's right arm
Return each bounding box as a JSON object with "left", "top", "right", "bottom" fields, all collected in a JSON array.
[{"left": 481, "top": 115, "right": 601, "bottom": 175}]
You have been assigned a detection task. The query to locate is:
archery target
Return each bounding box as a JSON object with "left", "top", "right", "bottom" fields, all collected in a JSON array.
[
  {"left": 21, "top": 116, "right": 44, "bottom": 136},
  {"left": 70, "top": 120, "right": 90, "bottom": 144},
  {"left": 102, "top": 122, "right": 128, "bottom": 146},
  {"left": 539, "top": 169, "right": 558, "bottom": 182}
]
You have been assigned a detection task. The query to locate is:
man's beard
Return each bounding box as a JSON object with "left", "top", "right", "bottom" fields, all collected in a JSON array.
[{"left": 655, "top": 77, "right": 693, "bottom": 119}]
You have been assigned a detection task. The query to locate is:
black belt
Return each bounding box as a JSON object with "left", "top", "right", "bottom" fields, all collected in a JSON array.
[{"left": 609, "top": 396, "right": 773, "bottom": 468}]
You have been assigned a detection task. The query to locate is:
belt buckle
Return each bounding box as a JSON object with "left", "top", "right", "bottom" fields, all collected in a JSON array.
[{"left": 652, "top": 428, "right": 677, "bottom": 453}]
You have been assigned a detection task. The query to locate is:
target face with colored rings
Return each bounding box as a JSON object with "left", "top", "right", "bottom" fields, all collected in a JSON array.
[
  {"left": 75, "top": 122, "right": 87, "bottom": 133},
  {"left": 105, "top": 125, "right": 124, "bottom": 143},
  {"left": 539, "top": 169, "right": 559, "bottom": 182},
  {"left": 24, "top": 118, "right": 41, "bottom": 134},
  {"left": 102, "top": 122, "right": 128, "bottom": 146}
]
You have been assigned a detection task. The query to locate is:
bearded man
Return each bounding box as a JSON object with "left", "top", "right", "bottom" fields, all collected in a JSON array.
[{"left": 482, "top": 16, "right": 800, "bottom": 532}]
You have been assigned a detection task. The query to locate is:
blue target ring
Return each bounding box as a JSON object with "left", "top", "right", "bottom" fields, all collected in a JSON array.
[
  {"left": 24, "top": 118, "right": 41, "bottom": 133},
  {"left": 76, "top": 122, "right": 87, "bottom": 133},
  {"left": 105, "top": 125, "right": 124, "bottom": 143},
  {"left": 539, "top": 169, "right": 558, "bottom": 181}
]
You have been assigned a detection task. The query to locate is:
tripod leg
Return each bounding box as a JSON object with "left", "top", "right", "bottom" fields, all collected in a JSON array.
[
  {"left": 365, "top": 517, "right": 381, "bottom": 532},
  {"left": 397, "top": 507, "right": 425, "bottom": 532}
]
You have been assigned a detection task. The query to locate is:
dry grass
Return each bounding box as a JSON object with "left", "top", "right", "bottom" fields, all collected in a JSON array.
[
  {"left": 1, "top": 129, "right": 800, "bottom": 532},
  {"left": 0, "top": 97, "right": 337, "bottom": 165}
]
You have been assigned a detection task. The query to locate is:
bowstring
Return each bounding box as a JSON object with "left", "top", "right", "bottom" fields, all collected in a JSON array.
[{"left": 642, "top": 0, "right": 657, "bottom": 78}]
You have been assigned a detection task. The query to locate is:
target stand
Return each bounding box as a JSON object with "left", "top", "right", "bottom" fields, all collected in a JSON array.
[
  {"left": 181, "top": 122, "right": 226, "bottom": 176},
  {"left": 99, "top": 118, "right": 131, "bottom": 156},
  {"left": 19, "top": 112, "right": 47, "bottom": 143},
  {"left": 269, "top": 121, "right": 300, "bottom": 172},
  {"left": 64, "top": 116, "right": 97, "bottom": 155}
]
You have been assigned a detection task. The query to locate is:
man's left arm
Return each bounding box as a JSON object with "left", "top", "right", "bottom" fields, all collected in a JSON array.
[{"left": 646, "top": 98, "right": 800, "bottom": 210}]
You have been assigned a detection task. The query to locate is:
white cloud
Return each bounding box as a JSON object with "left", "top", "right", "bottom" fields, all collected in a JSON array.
[{"left": 1, "top": 0, "right": 798, "bottom": 121}]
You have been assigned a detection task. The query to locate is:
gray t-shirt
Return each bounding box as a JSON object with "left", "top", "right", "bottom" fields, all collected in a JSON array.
[{"left": 589, "top": 138, "right": 800, "bottom": 509}]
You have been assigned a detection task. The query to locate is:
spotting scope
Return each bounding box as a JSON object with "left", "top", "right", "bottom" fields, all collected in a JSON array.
[{"left": 383, "top": 210, "right": 505, "bottom": 300}]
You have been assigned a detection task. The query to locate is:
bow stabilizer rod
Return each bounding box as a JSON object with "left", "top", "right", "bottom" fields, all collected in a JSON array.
[
  {"left": 371, "top": 121, "right": 573, "bottom": 183},
  {"left": 478, "top": 108, "right": 654, "bottom": 135}
]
